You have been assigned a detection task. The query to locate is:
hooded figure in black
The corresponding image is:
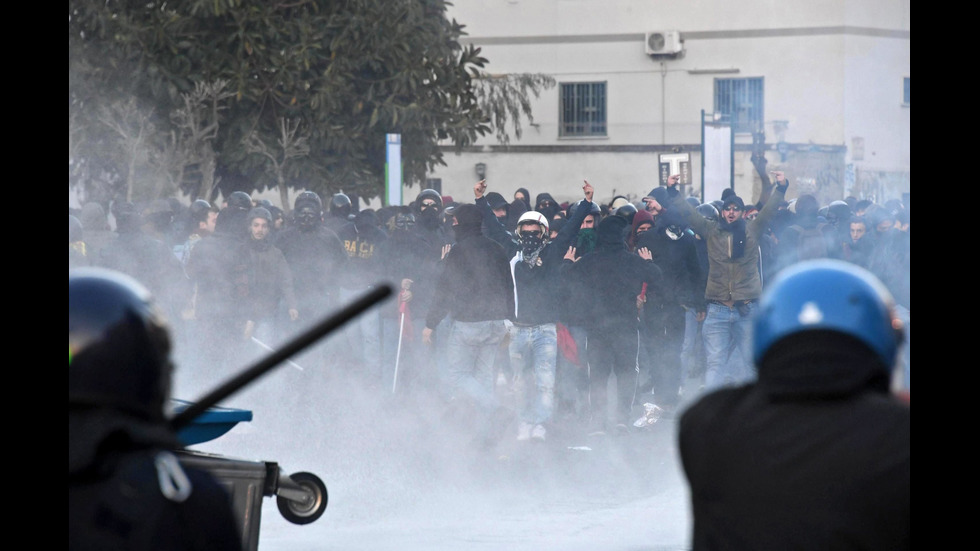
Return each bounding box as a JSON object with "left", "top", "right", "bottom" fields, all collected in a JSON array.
[
  {"left": 376, "top": 209, "right": 433, "bottom": 393},
  {"left": 423, "top": 204, "right": 515, "bottom": 442},
  {"left": 534, "top": 192, "right": 561, "bottom": 221},
  {"left": 635, "top": 208, "right": 704, "bottom": 410},
  {"left": 562, "top": 215, "right": 663, "bottom": 433}
]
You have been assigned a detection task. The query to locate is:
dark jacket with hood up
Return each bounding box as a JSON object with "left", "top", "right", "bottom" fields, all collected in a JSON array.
[
  {"left": 478, "top": 195, "right": 593, "bottom": 326},
  {"left": 561, "top": 215, "right": 663, "bottom": 334},
  {"left": 679, "top": 331, "right": 910, "bottom": 551},
  {"left": 424, "top": 204, "right": 515, "bottom": 329}
]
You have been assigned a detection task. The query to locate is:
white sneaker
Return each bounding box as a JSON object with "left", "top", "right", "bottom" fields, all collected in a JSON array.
[
  {"left": 531, "top": 424, "right": 547, "bottom": 441},
  {"left": 517, "top": 422, "right": 533, "bottom": 441}
]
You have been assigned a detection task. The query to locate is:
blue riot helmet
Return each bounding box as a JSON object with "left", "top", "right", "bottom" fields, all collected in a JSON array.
[
  {"left": 752, "top": 259, "right": 902, "bottom": 372},
  {"left": 69, "top": 268, "right": 173, "bottom": 421}
]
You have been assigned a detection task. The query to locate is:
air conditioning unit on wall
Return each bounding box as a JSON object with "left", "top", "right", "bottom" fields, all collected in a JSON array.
[{"left": 645, "top": 31, "right": 683, "bottom": 55}]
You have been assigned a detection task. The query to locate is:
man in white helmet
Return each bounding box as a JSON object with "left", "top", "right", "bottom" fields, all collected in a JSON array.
[{"left": 475, "top": 180, "right": 596, "bottom": 441}]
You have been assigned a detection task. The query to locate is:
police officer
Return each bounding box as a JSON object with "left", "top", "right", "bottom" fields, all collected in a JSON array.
[
  {"left": 678, "top": 259, "right": 909, "bottom": 550},
  {"left": 69, "top": 268, "right": 240, "bottom": 551}
]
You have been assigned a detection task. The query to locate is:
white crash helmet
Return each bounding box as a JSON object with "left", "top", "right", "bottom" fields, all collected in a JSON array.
[{"left": 517, "top": 211, "right": 549, "bottom": 233}]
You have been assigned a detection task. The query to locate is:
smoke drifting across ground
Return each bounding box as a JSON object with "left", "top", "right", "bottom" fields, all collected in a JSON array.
[{"left": 171, "top": 314, "right": 693, "bottom": 550}]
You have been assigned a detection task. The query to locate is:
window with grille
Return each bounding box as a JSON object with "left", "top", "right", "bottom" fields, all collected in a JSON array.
[
  {"left": 714, "top": 77, "right": 764, "bottom": 134},
  {"left": 560, "top": 82, "right": 607, "bottom": 137}
]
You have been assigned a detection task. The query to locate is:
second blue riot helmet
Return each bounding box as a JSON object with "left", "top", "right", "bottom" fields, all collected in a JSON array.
[{"left": 752, "top": 259, "right": 902, "bottom": 372}]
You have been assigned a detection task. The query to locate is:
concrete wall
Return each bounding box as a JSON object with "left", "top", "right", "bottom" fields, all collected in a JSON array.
[{"left": 419, "top": 0, "right": 909, "bottom": 208}]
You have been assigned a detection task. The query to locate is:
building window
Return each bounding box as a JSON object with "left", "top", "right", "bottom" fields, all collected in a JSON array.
[
  {"left": 560, "top": 82, "right": 606, "bottom": 137},
  {"left": 714, "top": 77, "right": 764, "bottom": 134},
  {"left": 903, "top": 77, "right": 910, "bottom": 106}
]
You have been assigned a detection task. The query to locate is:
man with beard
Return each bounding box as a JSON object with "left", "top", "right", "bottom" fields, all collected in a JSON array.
[
  {"left": 663, "top": 172, "right": 788, "bottom": 391},
  {"left": 241, "top": 207, "right": 298, "bottom": 347}
]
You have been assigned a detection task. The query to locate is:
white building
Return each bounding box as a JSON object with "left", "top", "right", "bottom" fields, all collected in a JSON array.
[{"left": 417, "top": 0, "right": 909, "bottom": 210}]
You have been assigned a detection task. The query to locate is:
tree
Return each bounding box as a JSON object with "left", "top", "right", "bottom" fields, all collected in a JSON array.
[
  {"left": 244, "top": 118, "right": 311, "bottom": 213},
  {"left": 69, "top": 0, "right": 513, "bottom": 204}
]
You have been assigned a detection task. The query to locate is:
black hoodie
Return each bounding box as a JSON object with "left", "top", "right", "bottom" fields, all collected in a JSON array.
[
  {"left": 424, "top": 204, "right": 515, "bottom": 329},
  {"left": 562, "top": 216, "right": 663, "bottom": 333}
]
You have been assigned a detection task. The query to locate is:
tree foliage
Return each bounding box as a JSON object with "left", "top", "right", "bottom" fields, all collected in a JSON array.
[{"left": 70, "top": 0, "right": 505, "bottom": 204}]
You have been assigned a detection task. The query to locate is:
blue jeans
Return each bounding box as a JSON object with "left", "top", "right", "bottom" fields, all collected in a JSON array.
[
  {"left": 444, "top": 319, "right": 509, "bottom": 410},
  {"left": 508, "top": 323, "right": 558, "bottom": 425},
  {"left": 680, "top": 307, "right": 705, "bottom": 382},
  {"left": 702, "top": 301, "right": 756, "bottom": 391}
]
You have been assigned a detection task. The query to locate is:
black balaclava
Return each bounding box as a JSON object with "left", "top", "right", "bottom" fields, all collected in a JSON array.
[
  {"left": 660, "top": 209, "right": 687, "bottom": 241},
  {"left": 595, "top": 215, "right": 628, "bottom": 251},
  {"left": 394, "top": 212, "right": 416, "bottom": 233},
  {"left": 452, "top": 204, "right": 483, "bottom": 240},
  {"left": 418, "top": 202, "right": 442, "bottom": 230},
  {"left": 515, "top": 187, "right": 532, "bottom": 212},
  {"left": 295, "top": 205, "right": 321, "bottom": 232},
  {"left": 534, "top": 193, "right": 560, "bottom": 221}
]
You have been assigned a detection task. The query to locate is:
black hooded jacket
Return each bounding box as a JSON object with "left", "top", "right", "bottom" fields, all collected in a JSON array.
[
  {"left": 562, "top": 216, "right": 663, "bottom": 333},
  {"left": 424, "top": 204, "right": 515, "bottom": 329},
  {"left": 679, "top": 332, "right": 909, "bottom": 550}
]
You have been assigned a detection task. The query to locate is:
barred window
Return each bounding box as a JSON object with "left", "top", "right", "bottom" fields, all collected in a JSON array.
[
  {"left": 560, "top": 82, "right": 607, "bottom": 137},
  {"left": 714, "top": 77, "right": 764, "bottom": 134}
]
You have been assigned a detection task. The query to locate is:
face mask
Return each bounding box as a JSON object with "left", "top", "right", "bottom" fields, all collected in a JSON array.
[
  {"left": 519, "top": 232, "right": 545, "bottom": 256},
  {"left": 576, "top": 228, "right": 597, "bottom": 255},
  {"left": 418, "top": 207, "right": 440, "bottom": 228},
  {"left": 394, "top": 214, "right": 416, "bottom": 232},
  {"left": 665, "top": 225, "right": 683, "bottom": 241},
  {"left": 296, "top": 209, "right": 319, "bottom": 230}
]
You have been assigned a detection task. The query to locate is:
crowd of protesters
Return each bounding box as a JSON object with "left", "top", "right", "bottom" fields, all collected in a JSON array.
[{"left": 69, "top": 174, "right": 909, "bottom": 444}]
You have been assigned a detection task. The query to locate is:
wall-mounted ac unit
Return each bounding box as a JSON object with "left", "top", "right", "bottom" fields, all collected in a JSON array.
[{"left": 645, "top": 31, "right": 683, "bottom": 55}]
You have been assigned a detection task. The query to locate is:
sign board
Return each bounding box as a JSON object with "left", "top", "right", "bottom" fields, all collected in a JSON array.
[
  {"left": 702, "top": 112, "right": 733, "bottom": 203},
  {"left": 659, "top": 153, "right": 691, "bottom": 186},
  {"left": 385, "top": 134, "right": 402, "bottom": 206}
]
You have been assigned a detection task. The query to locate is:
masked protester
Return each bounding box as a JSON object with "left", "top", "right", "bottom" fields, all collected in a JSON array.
[
  {"left": 561, "top": 215, "right": 664, "bottom": 435},
  {"left": 421, "top": 204, "right": 515, "bottom": 449},
  {"left": 489, "top": 181, "right": 593, "bottom": 441},
  {"left": 273, "top": 192, "right": 348, "bottom": 374}
]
